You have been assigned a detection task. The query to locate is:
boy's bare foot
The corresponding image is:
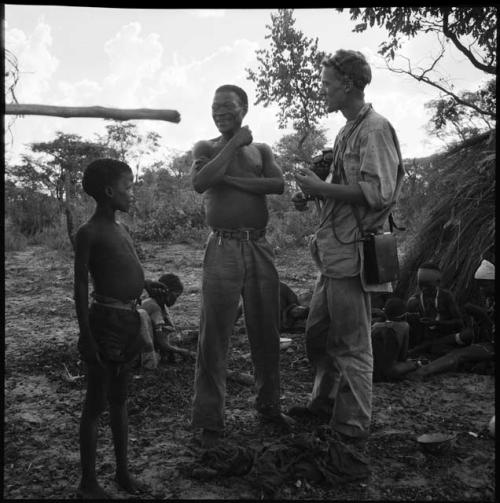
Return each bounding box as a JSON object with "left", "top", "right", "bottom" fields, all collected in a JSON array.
[
  {"left": 76, "top": 481, "right": 110, "bottom": 499},
  {"left": 200, "top": 428, "right": 222, "bottom": 449},
  {"left": 114, "top": 471, "right": 147, "bottom": 495}
]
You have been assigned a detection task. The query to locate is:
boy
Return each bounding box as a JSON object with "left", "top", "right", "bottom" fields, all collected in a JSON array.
[
  {"left": 74, "top": 158, "right": 167, "bottom": 498},
  {"left": 371, "top": 297, "right": 420, "bottom": 382},
  {"left": 406, "top": 259, "right": 495, "bottom": 380},
  {"left": 139, "top": 273, "right": 184, "bottom": 363},
  {"left": 406, "top": 262, "right": 463, "bottom": 352}
]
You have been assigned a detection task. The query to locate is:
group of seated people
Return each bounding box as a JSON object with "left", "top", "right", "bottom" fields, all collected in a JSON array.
[
  {"left": 371, "top": 259, "right": 495, "bottom": 382},
  {"left": 137, "top": 259, "right": 495, "bottom": 384}
]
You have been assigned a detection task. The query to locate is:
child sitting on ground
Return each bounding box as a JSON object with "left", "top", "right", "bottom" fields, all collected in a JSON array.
[
  {"left": 74, "top": 158, "right": 168, "bottom": 499},
  {"left": 138, "top": 273, "right": 184, "bottom": 366},
  {"left": 406, "top": 259, "right": 495, "bottom": 380},
  {"left": 371, "top": 297, "right": 420, "bottom": 382}
]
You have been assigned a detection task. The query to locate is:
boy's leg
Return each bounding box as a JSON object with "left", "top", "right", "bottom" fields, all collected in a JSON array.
[
  {"left": 78, "top": 362, "right": 111, "bottom": 499},
  {"left": 108, "top": 367, "right": 145, "bottom": 494}
]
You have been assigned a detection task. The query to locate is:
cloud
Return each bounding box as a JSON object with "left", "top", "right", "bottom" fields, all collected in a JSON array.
[
  {"left": 102, "top": 22, "right": 163, "bottom": 107},
  {"left": 5, "top": 19, "right": 59, "bottom": 103},
  {"left": 57, "top": 79, "right": 102, "bottom": 106}
]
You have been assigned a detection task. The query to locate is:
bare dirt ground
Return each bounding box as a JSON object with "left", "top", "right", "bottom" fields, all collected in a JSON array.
[{"left": 4, "top": 242, "right": 495, "bottom": 500}]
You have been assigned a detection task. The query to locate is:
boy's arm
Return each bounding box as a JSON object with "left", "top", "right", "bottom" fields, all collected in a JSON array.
[
  {"left": 436, "top": 291, "right": 464, "bottom": 330},
  {"left": 191, "top": 126, "right": 253, "bottom": 193},
  {"left": 74, "top": 226, "right": 103, "bottom": 366},
  {"left": 223, "top": 143, "right": 285, "bottom": 195}
]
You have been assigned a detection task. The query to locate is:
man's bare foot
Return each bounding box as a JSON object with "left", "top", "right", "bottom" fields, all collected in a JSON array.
[
  {"left": 114, "top": 471, "right": 147, "bottom": 495},
  {"left": 200, "top": 428, "right": 222, "bottom": 449},
  {"left": 76, "top": 480, "right": 110, "bottom": 499}
]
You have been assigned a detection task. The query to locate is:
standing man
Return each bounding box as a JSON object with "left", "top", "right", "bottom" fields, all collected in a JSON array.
[
  {"left": 290, "top": 50, "right": 405, "bottom": 446},
  {"left": 190, "top": 84, "right": 293, "bottom": 449}
]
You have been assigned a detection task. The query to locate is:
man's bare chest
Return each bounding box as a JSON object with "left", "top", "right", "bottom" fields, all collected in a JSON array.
[{"left": 214, "top": 143, "right": 263, "bottom": 177}]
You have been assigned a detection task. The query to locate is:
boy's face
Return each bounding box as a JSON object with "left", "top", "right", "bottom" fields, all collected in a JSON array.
[
  {"left": 108, "top": 171, "right": 134, "bottom": 212},
  {"left": 212, "top": 91, "right": 245, "bottom": 134},
  {"left": 154, "top": 288, "right": 181, "bottom": 307}
]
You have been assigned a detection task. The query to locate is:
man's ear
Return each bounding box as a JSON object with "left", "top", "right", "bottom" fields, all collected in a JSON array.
[
  {"left": 344, "top": 78, "right": 354, "bottom": 93},
  {"left": 104, "top": 186, "right": 114, "bottom": 198}
]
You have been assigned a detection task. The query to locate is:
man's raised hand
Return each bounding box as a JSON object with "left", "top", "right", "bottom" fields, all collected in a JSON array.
[{"left": 232, "top": 125, "right": 253, "bottom": 148}]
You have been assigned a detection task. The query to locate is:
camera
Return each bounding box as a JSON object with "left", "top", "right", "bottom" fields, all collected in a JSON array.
[
  {"left": 291, "top": 148, "right": 333, "bottom": 210},
  {"left": 310, "top": 148, "right": 333, "bottom": 181}
]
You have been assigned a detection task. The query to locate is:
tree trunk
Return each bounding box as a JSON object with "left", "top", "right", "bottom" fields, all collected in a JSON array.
[
  {"left": 63, "top": 169, "right": 75, "bottom": 251},
  {"left": 5, "top": 104, "right": 181, "bottom": 123}
]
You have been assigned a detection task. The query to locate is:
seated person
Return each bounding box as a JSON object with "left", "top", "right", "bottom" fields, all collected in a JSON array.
[
  {"left": 138, "top": 273, "right": 184, "bottom": 364},
  {"left": 371, "top": 297, "right": 420, "bottom": 382},
  {"left": 407, "top": 259, "right": 495, "bottom": 380},
  {"left": 234, "top": 281, "right": 310, "bottom": 333},
  {"left": 406, "top": 262, "right": 463, "bottom": 354}
]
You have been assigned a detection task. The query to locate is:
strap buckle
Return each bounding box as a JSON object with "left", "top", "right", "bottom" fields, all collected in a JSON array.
[{"left": 242, "top": 230, "right": 251, "bottom": 241}]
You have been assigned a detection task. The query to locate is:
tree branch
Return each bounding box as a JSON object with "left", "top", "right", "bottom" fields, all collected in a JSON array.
[
  {"left": 442, "top": 9, "right": 496, "bottom": 74},
  {"left": 387, "top": 56, "right": 496, "bottom": 119},
  {"left": 5, "top": 104, "right": 181, "bottom": 123}
]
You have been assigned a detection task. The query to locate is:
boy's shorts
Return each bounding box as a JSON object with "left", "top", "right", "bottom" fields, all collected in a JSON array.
[{"left": 87, "top": 302, "right": 143, "bottom": 366}]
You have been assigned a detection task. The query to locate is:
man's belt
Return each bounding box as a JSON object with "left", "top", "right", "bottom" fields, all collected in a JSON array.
[{"left": 212, "top": 228, "right": 266, "bottom": 241}]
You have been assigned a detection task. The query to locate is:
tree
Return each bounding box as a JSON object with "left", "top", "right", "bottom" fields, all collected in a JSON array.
[
  {"left": 425, "top": 79, "right": 496, "bottom": 142},
  {"left": 338, "top": 7, "right": 497, "bottom": 121},
  {"left": 8, "top": 132, "right": 117, "bottom": 248},
  {"left": 98, "top": 121, "right": 162, "bottom": 182},
  {"left": 273, "top": 127, "right": 328, "bottom": 187},
  {"left": 246, "top": 9, "right": 329, "bottom": 158}
]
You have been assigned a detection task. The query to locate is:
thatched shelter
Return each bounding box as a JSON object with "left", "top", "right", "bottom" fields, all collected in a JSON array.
[{"left": 395, "top": 130, "right": 495, "bottom": 306}]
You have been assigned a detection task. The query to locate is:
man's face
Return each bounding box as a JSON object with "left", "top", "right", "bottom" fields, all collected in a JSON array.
[
  {"left": 212, "top": 91, "right": 245, "bottom": 134},
  {"left": 320, "top": 66, "right": 347, "bottom": 113},
  {"left": 109, "top": 171, "right": 134, "bottom": 212}
]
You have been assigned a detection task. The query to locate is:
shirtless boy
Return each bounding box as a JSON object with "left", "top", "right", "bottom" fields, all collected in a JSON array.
[
  {"left": 190, "top": 84, "right": 293, "bottom": 448},
  {"left": 74, "top": 158, "right": 167, "bottom": 498}
]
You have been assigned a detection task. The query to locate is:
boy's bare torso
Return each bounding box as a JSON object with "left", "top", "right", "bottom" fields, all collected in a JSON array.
[
  {"left": 85, "top": 218, "right": 144, "bottom": 301},
  {"left": 203, "top": 138, "right": 269, "bottom": 229}
]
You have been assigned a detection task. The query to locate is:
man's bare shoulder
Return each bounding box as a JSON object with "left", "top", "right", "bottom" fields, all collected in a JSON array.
[
  {"left": 253, "top": 142, "right": 273, "bottom": 155},
  {"left": 193, "top": 137, "right": 222, "bottom": 158}
]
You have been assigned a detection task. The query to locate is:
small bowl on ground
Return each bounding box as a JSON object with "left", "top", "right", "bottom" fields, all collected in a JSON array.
[
  {"left": 280, "top": 337, "right": 292, "bottom": 350},
  {"left": 416, "top": 432, "right": 456, "bottom": 455}
]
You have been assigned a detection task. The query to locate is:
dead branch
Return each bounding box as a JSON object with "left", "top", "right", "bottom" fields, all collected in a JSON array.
[
  {"left": 5, "top": 104, "right": 181, "bottom": 123},
  {"left": 386, "top": 56, "right": 496, "bottom": 119}
]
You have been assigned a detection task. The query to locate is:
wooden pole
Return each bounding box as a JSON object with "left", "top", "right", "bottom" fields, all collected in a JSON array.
[{"left": 5, "top": 104, "right": 181, "bottom": 123}]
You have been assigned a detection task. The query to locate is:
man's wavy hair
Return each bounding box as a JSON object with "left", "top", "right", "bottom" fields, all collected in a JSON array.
[{"left": 322, "top": 50, "right": 372, "bottom": 90}]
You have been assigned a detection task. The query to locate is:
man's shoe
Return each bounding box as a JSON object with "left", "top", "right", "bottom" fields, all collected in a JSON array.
[
  {"left": 200, "top": 429, "right": 222, "bottom": 449},
  {"left": 287, "top": 405, "right": 330, "bottom": 423}
]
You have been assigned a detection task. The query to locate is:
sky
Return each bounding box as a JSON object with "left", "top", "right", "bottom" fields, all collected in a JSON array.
[{"left": 4, "top": 6, "right": 491, "bottom": 169}]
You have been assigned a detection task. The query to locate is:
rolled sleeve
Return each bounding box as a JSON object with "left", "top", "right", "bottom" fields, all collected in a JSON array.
[{"left": 357, "top": 127, "right": 399, "bottom": 210}]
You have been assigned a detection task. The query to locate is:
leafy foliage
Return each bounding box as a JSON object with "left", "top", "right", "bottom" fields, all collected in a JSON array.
[
  {"left": 339, "top": 7, "right": 497, "bottom": 128},
  {"left": 246, "top": 9, "right": 329, "bottom": 153},
  {"left": 342, "top": 7, "right": 497, "bottom": 73},
  {"left": 425, "top": 79, "right": 496, "bottom": 142}
]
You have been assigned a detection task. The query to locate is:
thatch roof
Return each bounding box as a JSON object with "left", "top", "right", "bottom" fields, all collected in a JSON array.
[{"left": 395, "top": 130, "right": 495, "bottom": 306}]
